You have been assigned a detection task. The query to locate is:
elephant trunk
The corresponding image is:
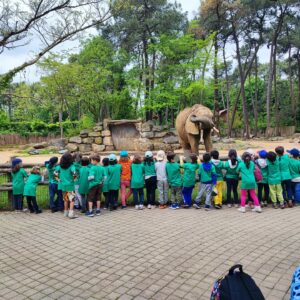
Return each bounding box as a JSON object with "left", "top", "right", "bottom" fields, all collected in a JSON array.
[{"left": 190, "top": 115, "right": 214, "bottom": 129}]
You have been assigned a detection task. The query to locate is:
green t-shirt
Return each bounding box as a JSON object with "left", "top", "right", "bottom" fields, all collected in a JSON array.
[
  {"left": 102, "top": 166, "right": 109, "bottom": 193},
  {"left": 88, "top": 165, "right": 104, "bottom": 190},
  {"left": 143, "top": 162, "right": 156, "bottom": 178},
  {"left": 131, "top": 163, "right": 145, "bottom": 189},
  {"left": 108, "top": 164, "right": 122, "bottom": 190},
  {"left": 166, "top": 162, "right": 182, "bottom": 187},
  {"left": 223, "top": 160, "right": 240, "bottom": 180},
  {"left": 198, "top": 163, "right": 216, "bottom": 183},
  {"left": 45, "top": 163, "right": 58, "bottom": 184},
  {"left": 267, "top": 158, "right": 281, "bottom": 185},
  {"left": 78, "top": 166, "right": 89, "bottom": 195},
  {"left": 12, "top": 168, "right": 28, "bottom": 195},
  {"left": 278, "top": 154, "right": 292, "bottom": 181},
  {"left": 73, "top": 162, "right": 82, "bottom": 184},
  {"left": 58, "top": 165, "right": 76, "bottom": 192},
  {"left": 182, "top": 163, "right": 198, "bottom": 187},
  {"left": 289, "top": 159, "right": 300, "bottom": 180},
  {"left": 211, "top": 160, "right": 224, "bottom": 181},
  {"left": 24, "top": 174, "right": 42, "bottom": 197},
  {"left": 256, "top": 159, "right": 268, "bottom": 184},
  {"left": 237, "top": 161, "right": 256, "bottom": 190}
]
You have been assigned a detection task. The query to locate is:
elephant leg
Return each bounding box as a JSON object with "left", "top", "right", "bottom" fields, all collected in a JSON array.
[
  {"left": 203, "top": 129, "right": 212, "bottom": 152},
  {"left": 187, "top": 134, "right": 200, "bottom": 155}
]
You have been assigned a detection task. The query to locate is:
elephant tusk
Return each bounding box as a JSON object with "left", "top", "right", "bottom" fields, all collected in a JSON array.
[{"left": 213, "top": 127, "right": 219, "bottom": 134}]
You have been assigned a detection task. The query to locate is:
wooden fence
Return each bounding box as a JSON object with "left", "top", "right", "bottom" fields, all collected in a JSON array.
[{"left": 0, "top": 134, "right": 60, "bottom": 145}]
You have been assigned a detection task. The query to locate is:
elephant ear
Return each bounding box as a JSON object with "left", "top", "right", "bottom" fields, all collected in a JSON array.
[{"left": 185, "top": 115, "right": 200, "bottom": 135}]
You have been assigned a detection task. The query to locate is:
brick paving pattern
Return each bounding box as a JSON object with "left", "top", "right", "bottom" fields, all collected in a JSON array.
[{"left": 0, "top": 207, "right": 299, "bottom": 299}]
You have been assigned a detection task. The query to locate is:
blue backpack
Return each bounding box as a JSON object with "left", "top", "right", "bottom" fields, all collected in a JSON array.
[{"left": 291, "top": 266, "right": 300, "bottom": 300}]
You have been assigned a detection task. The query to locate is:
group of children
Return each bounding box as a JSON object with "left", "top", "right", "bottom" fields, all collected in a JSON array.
[{"left": 10, "top": 146, "right": 300, "bottom": 218}]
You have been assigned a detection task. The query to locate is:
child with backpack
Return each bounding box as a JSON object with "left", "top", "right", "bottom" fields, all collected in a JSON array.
[
  {"left": 166, "top": 152, "right": 182, "bottom": 209},
  {"left": 210, "top": 150, "right": 224, "bottom": 209},
  {"left": 131, "top": 154, "right": 145, "bottom": 210},
  {"left": 155, "top": 150, "right": 168, "bottom": 208},
  {"left": 45, "top": 157, "right": 63, "bottom": 212},
  {"left": 181, "top": 153, "right": 198, "bottom": 208},
  {"left": 236, "top": 152, "right": 262, "bottom": 213},
  {"left": 288, "top": 148, "right": 300, "bottom": 205},
  {"left": 86, "top": 154, "right": 104, "bottom": 217},
  {"left": 143, "top": 151, "right": 157, "bottom": 209},
  {"left": 194, "top": 153, "right": 217, "bottom": 211},
  {"left": 102, "top": 157, "right": 110, "bottom": 209},
  {"left": 267, "top": 151, "right": 285, "bottom": 209},
  {"left": 275, "top": 146, "right": 293, "bottom": 207},
  {"left": 73, "top": 152, "right": 82, "bottom": 209},
  {"left": 223, "top": 149, "right": 240, "bottom": 208},
  {"left": 256, "top": 150, "right": 269, "bottom": 207},
  {"left": 78, "top": 156, "right": 90, "bottom": 213},
  {"left": 11, "top": 158, "right": 28, "bottom": 212},
  {"left": 107, "top": 154, "right": 122, "bottom": 210},
  {"left": 23, "top": 166, "right": 42, "bottom": 214},
  {"left": 119, "top": 150, "right": 132, "bottom": 209}
]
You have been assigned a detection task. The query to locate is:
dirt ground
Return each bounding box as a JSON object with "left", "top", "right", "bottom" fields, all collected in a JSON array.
[{"left": 0, "top": 138, "right": 298, "bottom": 164}]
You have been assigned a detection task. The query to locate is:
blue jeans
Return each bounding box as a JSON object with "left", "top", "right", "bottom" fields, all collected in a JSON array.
[
  {"left": 282, "top": 179, "right": 293, "bottom": 201},
  {"left": 49, "top": 183, "right": 63, "bottom": 210},
  {"left": 13, "top": 194, "right": 23, "bottom": 210},
  {"left": 182, "top": 186, "right": 194, "bottom": 206},
  {"left": 132, "top": 188, "right": 144, "bottom": 205}
]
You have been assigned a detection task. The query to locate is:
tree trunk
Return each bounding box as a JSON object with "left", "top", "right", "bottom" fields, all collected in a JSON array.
[
  {"left": 273, "top": 43, "right": 280, "bottom": 136},
  {"left": 222, "top": 43, "right": 230, "bottom": 137},
  {"left": 143, "top": 37, "right": 151, "bottom": 121},
  {"left": 213, "top": 36, "right": 220, "bottom": 128},
  {"left": 288, "top": 46, "right": 295, "bottom": 122},
  {"left": 59, "top": 110, "right": 63, "bottom": 139},
  {"left": 297, "top": 50, "right": 300, "bottom": 125},
  {"left": 254, "top": 52, "right": 258, "bottom": 136}
]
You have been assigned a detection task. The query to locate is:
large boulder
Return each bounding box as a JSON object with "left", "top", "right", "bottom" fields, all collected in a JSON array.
[
  {"left": 94, "top": 137, "right": 103, "bottom": 145},
  {"left": 163, "top": 134, "right": 179, "bottom": 144},
  {"left": 78, "top": 144, "right": 92, "bottom": 153},
  {"left": 141, "top": 121, "right": 154, "bottom": 132},
  {"left": 49, "top": 138, "right": 67, "bottom": 149},
  {"left": 92, "top": 144, "right": 105, "bottom": 152},
  {"left": 141, "top": 131, "right": 154, "bottom": 138},
  {"left": 93, "top": 125, "right": 103, "bottom": 132},
  {"left": 102, "top": 130, "right": 111, "bottom": 137},
  {"left": 33, "top": 142, "right": 48, "bottom": 149},
  {"left": 66, "top": 143, "right": 78, "bottom": 152},
  {"left": 137, "top": 138, "right": 154, "bottom": 151},
  {"left": 82, "top": 137, "right": 94, "bottom": 144},
  {"left": 153, "top": 125, "right": 163, "bottom": 132},
  {"left": 69, "top": 136, "right": 82, "bottom": 144},
  {"left": 103, "top": 136, "right": 114, "bottom": 146},
  {"left": 105, "top": 145, "right": 115, "bottom": 151},
  {"left": 154, "top": 131, "right": 168, "bottom": 138},
  {"left": 80, "top": 129, "right": 90, "bottom": 138},
  {"left": 88, "top": 131, "right": 101, "bottom": 137}
]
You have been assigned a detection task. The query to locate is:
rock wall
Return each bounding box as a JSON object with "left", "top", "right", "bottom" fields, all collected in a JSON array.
[{"left": 66, "top": 119, "right": 180, "bottom": 153}]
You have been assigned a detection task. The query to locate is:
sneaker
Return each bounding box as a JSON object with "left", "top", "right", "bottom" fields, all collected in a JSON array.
[
  {"left": 252, "top": 206, "right": 262, "bottom": 213},
  {"left": 234, "top": 204, "right": 239, "bottom": 208},
  {"left": 272, "top": 203, "right": 278, "bottom": 209},
  {"left": 64, "top": 210, "right": 69, "bottom": 217},
  {"left": 193, "top": 203, "right": 201, "bottom": 209},
  {"left": 204, "top": 205, "right": 211, "bottom": 211},
  {"left": 139, "top": 205, "right": 144, "bottom": 210},
  {"left": 121, "top": 206, "right": 126, "bottom": 209},
  {"left": 215, "top": 204, "right": 221, "bottom": 209},
  {"left": 181, "top": 204, "right": 190, "bottom": 208},
  {"left": 95, "top": 209, "right": 101, "bottom": 216},
  {"left": 288, "top": 200, "right": 293, "bottom": 208},
  {"left": 280, "top": 203, "right": 285, "bottom": 209},
  {"left": 175, "top": 204, "right": 180, "bottom": 209},
  {"left": 85, "top": 211, "right": 94, "bottom": 217},
  {"left": 135, "top": 205, "right": 139, "bottom": 210},
  {"left": 227, "top": 204, "right": 232, "bottom": 208},
  {"left": 151, "top": 205, "right": 156, "bottom": 209},
  {"left": 51, "top": 208, "right": 57, "bottom": 213},
  {"left": 147, "top": 204, "right": 151, "bottom": 209},
  {"left": 169, "top": 204, "right": 177, "bottom": 209},
  {"left": 81, "top": 209, "right": 86, "bottom": 214},
  {"left": 103, "top": 207, "right": 107, "bottom": 210},
  {"left": 163, "top": 204, "right": 168, "bottom": 208},
  {"left": 159, "top": 204, "right": 165, "bottom": 209},
  {"left": 35, "top": 209, "right": 42, "bottom": 214},
  {"left": 68, "top": 211, "right": 78, "bottom": 219},
  {"left": 238, "top": 207, "right": 246, "bottom": 213}
]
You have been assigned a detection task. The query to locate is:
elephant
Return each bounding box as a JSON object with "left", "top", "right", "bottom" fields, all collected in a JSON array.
[{"left": 175, "top": 104, "right": 218, "bottom": 155}]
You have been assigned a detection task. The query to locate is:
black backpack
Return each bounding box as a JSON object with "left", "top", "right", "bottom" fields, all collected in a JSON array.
[{"left": 211, "top": 265, "right": 265, "bottom": 300}]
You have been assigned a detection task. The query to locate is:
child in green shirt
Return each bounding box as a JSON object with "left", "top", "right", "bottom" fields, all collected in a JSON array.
[
  {"left": 24, "top": 166, "right": 42, "bottom": 214},
  {"left": 86, "top": 154, "right": 104, "bottom": 217},
  {"left": 131, "top": 154, "right": 145, "bottom": 209},
  {"left": 78, "top": 157, "right": 90, "bottom": 213},
  {"left": 73, "top": 152, "right": 82, "bottom": 210},
  {"left": 107, "top": 154, "right": 122, "bottom": 211},
  {"left": 143, "top": 151, "right": 156, "bottom": 209},
  {"left": 102, "top": 158, "right": 110, "bottom": 209},
  {"left": 256, "top": 150, "right": 269, "bottom": 207},
  {"left": 166, "top": 152, "right": 182, "bottom": 209},
  {"left": 11, "top": 158, "right": 28, "bottom": 212},
  {"left": 287, "top": 148, "right": 300, "bottom": 206},
  {"left": 267, "top": 151, "right": 284, "bottom": 209},
  {"left": 55, "top": 152, "right": 78, "bottom": 218},
  {"left": 181, "top": 153, "right": 198, "bottom": 208},
  {"left": 194, "top": 153, "right": 217, "bottom": 211},
  {"left": 211, "top": 150, "right": 224, "bottom": 209}
]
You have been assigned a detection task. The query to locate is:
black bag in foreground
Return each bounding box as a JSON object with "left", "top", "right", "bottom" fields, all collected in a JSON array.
[{"left": 211, "top": 264, "right": 265, "bottom": 300}]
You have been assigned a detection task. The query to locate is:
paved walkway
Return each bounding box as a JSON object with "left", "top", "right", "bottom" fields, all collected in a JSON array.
[{"left": 0, "top": 207, "right": 299, "bottom": 300}]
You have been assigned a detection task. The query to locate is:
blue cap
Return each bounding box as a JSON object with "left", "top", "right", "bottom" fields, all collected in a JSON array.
[
  {"left": 120, "top": 150, "right": 128, "bottom": 157},
  {"left": 287, "top": 148, "right": 300, "bottom": 157},
  {"left": 108, "top": 154, "right": 117, "bottom": 161},
  {"left": 145, "top": 151, "right": 153, "bottom": 158},
  {"left": 12, "top": 158, "right": 22, "bottom": 167},
  {"left": 258, "top": 150, "right": 267, "bottom": 159}
]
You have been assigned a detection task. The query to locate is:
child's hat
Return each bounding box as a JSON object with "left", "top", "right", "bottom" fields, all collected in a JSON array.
[
  {"left": 120, "top": 150, "right": 128, "bottom": 157},
  {"left": 108, "top": 154, "right": 117, "bottom": 161},
  {"left": 156, "top": 150, "right": 165, "bottom": 161},
  {"left": 145, "top": 151, "right": 153, "bottom": 158},
  {"left": 287, "top": 148, "right": 300, "bottom": 157},
  {"left": 258, "top": 150, "right": 267, "bottom": 158},
  {"left": 12, "top": 158, "right": 22, "bottom": 167}
]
